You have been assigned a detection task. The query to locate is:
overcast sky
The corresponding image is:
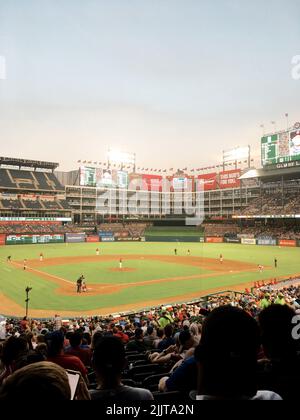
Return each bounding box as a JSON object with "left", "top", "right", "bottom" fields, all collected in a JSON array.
[{"left": 0, "top": 0, "right": 300, "bottom": 171}]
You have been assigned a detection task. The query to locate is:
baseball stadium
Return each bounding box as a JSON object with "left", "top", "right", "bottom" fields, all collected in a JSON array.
[{"left": 1, "top": 122, "right": 300, "bottom": 318}]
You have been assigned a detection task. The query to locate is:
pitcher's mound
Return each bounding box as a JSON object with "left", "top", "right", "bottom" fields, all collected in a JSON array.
[{"left": 109, "top": 268, "right": 136, "bottom": 272}]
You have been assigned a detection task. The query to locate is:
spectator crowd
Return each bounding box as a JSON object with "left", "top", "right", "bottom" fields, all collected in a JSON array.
[{"left": 1, "top": 282, "right": 300, "bottom": 401}]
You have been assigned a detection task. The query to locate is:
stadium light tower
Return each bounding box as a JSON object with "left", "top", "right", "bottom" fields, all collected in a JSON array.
[
  {"left": 25, "top": 286, "right": 32, "bottom": 318},
  {"left": 107, "top": 149, "right": 136, "bottom": 172}
]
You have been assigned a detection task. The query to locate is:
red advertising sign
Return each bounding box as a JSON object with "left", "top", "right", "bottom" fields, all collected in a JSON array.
[
  {"left": 197, "top": 173, "right": 217, "bottom": 191},
  {"left": 206, "top": 237, "right": 224, "bottom": 243},
  {"left": 0, "top": 234, "right": 6, "bottom": 245},
  {"left": 142, "top": 174, "right": 163, "bottom": 192},
  {"left": 219, "top": 170, "right": 241, "bottom": 189},
  {"left": 279, "top": 239, "right": 297, "bottom": 247},
  {"left": 86, "top": 236, "right": 100, "bottom": 243}
]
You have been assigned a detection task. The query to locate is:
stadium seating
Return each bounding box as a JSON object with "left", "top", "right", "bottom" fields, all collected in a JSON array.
[
  {"left": 0, "top": 168, "right": 64, "bottom": 192},
  {"left": 22, "top": 199, "right": 43, "bottom": 210},
  {"left": 0, "top": 169, "right": 15, "bottom": 188}
]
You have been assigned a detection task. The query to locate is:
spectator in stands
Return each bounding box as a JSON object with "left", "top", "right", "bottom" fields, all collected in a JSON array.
[
  {"left": 192, "top": 306, "right": 282, "bottom": 400},
  {"left": 46, "top": 331, "right": 88, "bottom": 381},
  {"left": 158, "top": 310, "right": 173, "bottom": 328},
  {"left": 157, "top": 324, "right": 175, "bottom": 352},
  {"left": 153, "top": 328, "right": 164, "bottom": 349},
  {"left": 144, "top": 326, "right": 156, "bottom": 350},
  {"left": 260, "top": 293, "right": 271, "bottom": 309},
  {"left": 190, "top": 322, "right": 202, "bottom": 346},
  {"left": 257, "top": 304, "right": 300, "bottom": 400},
  {"left": 0, "top": 336, "right": 29, "bottom": 385},
  {"left": 90, "top": 336, "right": 153, "bottom": 401},
  {"left": 125, "top": 328, "right": 147, "bottom": 353},
  {"left": 0, "top": 362, "right": 71, "bottom": 401},
  {"left": 274, "top": 293, "right": 286, "bottom": 305},
  {"left": 65, "top": 331, "right": 92, "bottom": 367},
  {"left": 113, "top": 326, "right": 129, "bottom": 345}
]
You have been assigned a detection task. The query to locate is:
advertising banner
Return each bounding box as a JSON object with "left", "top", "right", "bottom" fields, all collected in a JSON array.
[
  {"left": 219, "top": 170, "right": 241, "bottom": 189},
  {"left": 142, "top": 174, "right": 163, "bottom": 192},
  {"left": 237, "top": 234, "right": 255, "bottom": 239},
  {"left": 197, "top": 173, "right": 217, "bottom": 191},
  {"left": 115, "top": 237, "right": 141, "bottom": 242},
  {"left": 65, "top": 233, "right": 86, "bottom": 243},
  {"left": 241, "top": 238, "right": 257, "bottom": 245},
  {"left": 206, "top": 237, "right": 224, "bottom": 243},
  {"left": 224, "top": 237, "right": 241, "bottom": 244},
  {"left": 100, "top": 237, "right": 115, "bottom": 242},
  {"left": 257, "top": 238, "right": 277, "bottom": 246},
  {"left": 6, "top": 234, "right": 64, "bottom": 245},
  {"left": 279, "top": 239, "right": 297, "bottom": 247},
  {"left": 86, "top": 236, "right": 100, "bottom": 243},
  {"left": 0, "top": 234, "right": 6, "bottom": 245}
]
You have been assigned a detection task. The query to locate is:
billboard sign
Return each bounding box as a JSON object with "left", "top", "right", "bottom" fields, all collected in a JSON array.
[
  {"left": 65, "top": 233, "right": 86, "bottom": 243},
  {"left": 224, "top": 237, "right": 241, "bottom": 244},
  {"left": 257, "top": 238, "right": 277, "bottom": 246},
  {"left": 100, "top": 236, "right": 115, "bottom": 242},
  {"left": 219, "top": 170, "right": 241, "bottom": 189},
  {"left": 86, "top": 236, "right": 100, "bottom": 243},
  {"left": 279, "top": 239, "right": 297, "bottom": 247},
  {"left": 241, "top": 238, "right": 256, "bottom": 245},
  {"left": 197, "top": 173, "right": 217, "bottom": 191},
  {"left": 206, "top": 237, "right": 224, "bottom": 243},
  {"left": 6, "top": 234, "right": 64, "bottom": 245},
  {"left": 0, "top": 234, "right": 6, "bottom": 245}
]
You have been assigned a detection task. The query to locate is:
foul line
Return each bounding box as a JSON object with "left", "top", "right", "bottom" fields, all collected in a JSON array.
[{"left": 11, "top": 261, "right": 75, "bottom": 286}]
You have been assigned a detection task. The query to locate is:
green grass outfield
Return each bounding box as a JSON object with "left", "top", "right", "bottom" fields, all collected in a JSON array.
[{"left": 0, "top": 242, "right": 300, "bottom": 316}]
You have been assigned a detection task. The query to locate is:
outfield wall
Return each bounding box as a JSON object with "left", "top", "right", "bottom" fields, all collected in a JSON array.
[{"left": 1, "top": 232, "right": 300, "bottom": 247}]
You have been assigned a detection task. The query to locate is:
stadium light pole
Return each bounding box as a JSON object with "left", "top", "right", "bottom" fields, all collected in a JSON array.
[
  {"left": 271, "top": 121, "right": 277, "bottom": 133},
  {"left": 285, "top": 113, "right": 289, "bottom": 131},
  {"left": 25, "top": 287, "right": 32, "bottom": 318}
]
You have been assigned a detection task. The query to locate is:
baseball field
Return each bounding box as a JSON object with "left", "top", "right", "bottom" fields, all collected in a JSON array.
[{"left": 1, "top": 242, "right": 300, "bottom": 318}]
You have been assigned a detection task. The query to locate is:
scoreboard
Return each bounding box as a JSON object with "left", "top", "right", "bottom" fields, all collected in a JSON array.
[{"left": 261, "top": 126, "right": 300, "bottom": 166}]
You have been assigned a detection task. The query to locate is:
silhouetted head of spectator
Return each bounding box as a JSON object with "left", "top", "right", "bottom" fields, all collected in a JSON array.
[
  {"left": 69, "top": 331, "right": 83, "bottom": 348},
  {"left": 46, "top": 331, "right": 64, "bottom": 357},
  {"left": 178, "top": 330, "right": 194, "bottom": 351},
  {"left": 146, "top": 326, "right": 154, "bottom": 336},
  {"left": 134, "top": 328, "right": 144, "bottom": 340},
  {"left": 1, "top": 336, "right": 28, "bottom": 367},
  {"left": 157, "top": 328, "right": 164, "bottom": 339},
  {"left": 164, "top": 324, "right": 173, "bottom": 338},
  {"left": 91, "top": 331, "right": 103, "bottom": 350},
  {"left": 92, "top": 336, "right": 125, "bottom": 388},
  {"left": 195, "top": 306, "right": 260, "bottom": 399},
  {"left": 83, "top": 332, "right": 91, "bottom": 346},
  {"left": 258, "top": 304, "right": 299, "bottom": 360},
  {"left": 0, "top": 361, "right": 71, "bottom": 401}
]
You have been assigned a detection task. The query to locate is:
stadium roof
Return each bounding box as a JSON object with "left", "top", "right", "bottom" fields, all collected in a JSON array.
[
  {"left": 0, "top": 157, "right": 59, "bottom": 170},
  {"left": 240, "top": 166, "right": 300, "bottom": 181}
]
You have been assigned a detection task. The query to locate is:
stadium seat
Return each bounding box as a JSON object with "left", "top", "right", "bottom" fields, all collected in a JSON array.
[
  {"left": 142, "top": 373, "right": 169, "bottom": 392},
  {"left": 152, "top": 391, "right": 185, "bottom": 402}
]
